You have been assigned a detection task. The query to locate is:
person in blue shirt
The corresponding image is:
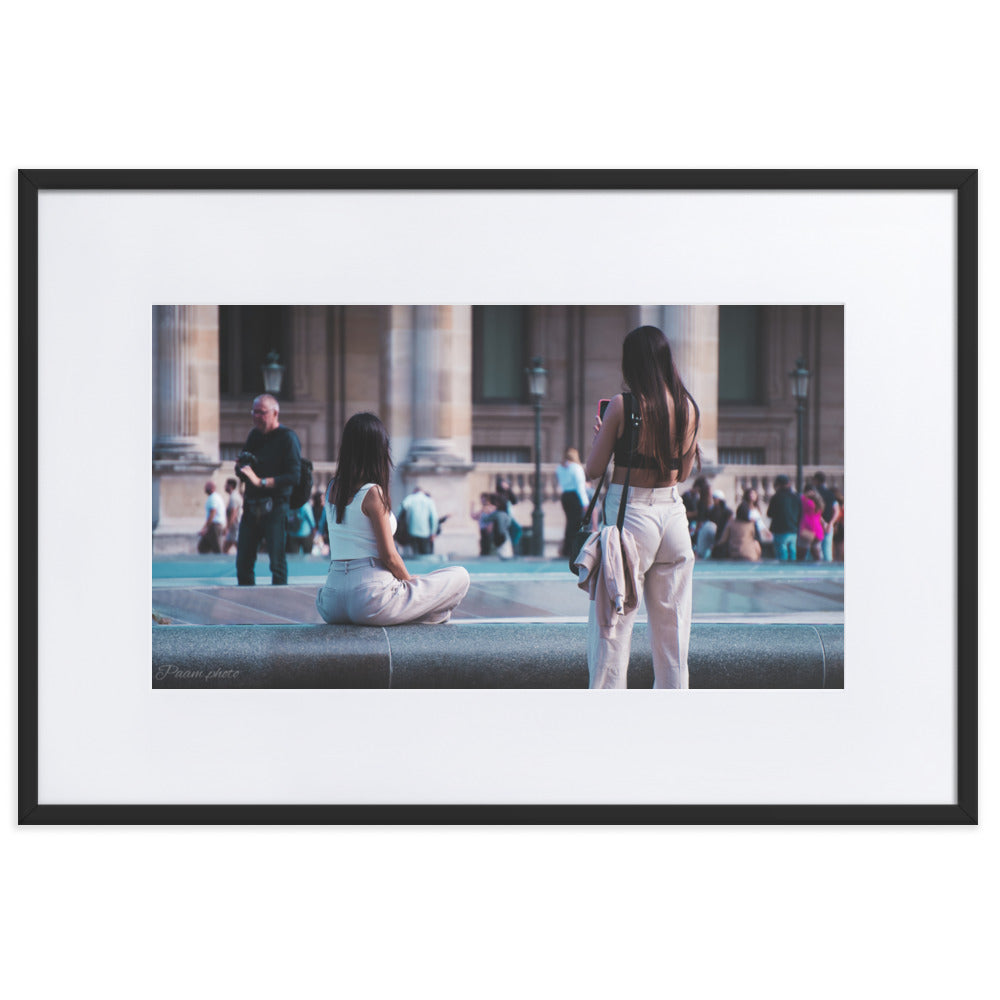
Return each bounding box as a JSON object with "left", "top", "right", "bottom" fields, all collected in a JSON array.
[
  {"left": 400, "top": 487, "right": 439, "bottom": 555},
  {"left": 287, "top": 500, "right": 316, "bottom": 555}
]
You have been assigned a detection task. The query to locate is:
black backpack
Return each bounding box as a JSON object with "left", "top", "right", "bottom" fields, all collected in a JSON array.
[{"left": 289, "top": 457, "right": 313, "bottom": 510}]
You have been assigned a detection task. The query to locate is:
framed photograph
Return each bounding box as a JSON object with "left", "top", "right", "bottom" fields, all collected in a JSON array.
[{"left": 19, "top": 169, "right": 977, "bottom": 824}]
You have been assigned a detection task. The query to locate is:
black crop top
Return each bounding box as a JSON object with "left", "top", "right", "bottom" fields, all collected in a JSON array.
[{"left": 612, "top": 392, "right": 683, "bottom": 471}]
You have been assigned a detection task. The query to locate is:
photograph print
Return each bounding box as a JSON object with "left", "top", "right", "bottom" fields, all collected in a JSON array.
[{"left": 152, "top": 303, "right": 844, "bottom": 690}]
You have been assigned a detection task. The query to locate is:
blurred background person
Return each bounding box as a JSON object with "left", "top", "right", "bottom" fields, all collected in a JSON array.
[
  {"left": 197, "top": 480, "right": 226, "bottom": 554},
  {"left": 811, "top": 471, "right": 840, "bottom": 562},
  {"left": 741, "top": 486, "right": 765, "bottom": 530},
  {"left": 683, "top": 475, "right": 711, "bottom": 543},
  {"left": 494, "top": 477, "right": 522, "bottom": 553},
  {"left": 695, "top": 488, "right": 731, "bottom": 560},
  {"left": 312, "top": 489, "right": 329, "bottom": 556},
  {"left": 798, "top": 487, "right": 825, "bottom": 562},
  {"left": 556, "top": 447, "right": 590, "bottom": 558},
  {"left": 741, "top": 485, "right": 772, "bottom": 553},
  {"left": 716, "top": 502, "right": 762, "bottom": 561},
  {"left": 708, "top": 489, "right": 734, "bottom": 560},
  {"left": 767, "top": 474, "right": 801, "bottom": 562},
  {"left": 831, "top": 487, "right": 845, "bottom": 561},
  {"left": 286, "top": 498, "right": 316, "bottom": 555},
  {"left": 400, "top": 486, "right": 439, "bottom": 555},
  {"left": 484, "top": 494, "right": 514, "bottom": 559},
  {"left": 471, "top": 492, "right": 496, "bottom": 555},
  {"left": 222, "top": 477, "right": 242, "bottom": 554},
  {"left": 310, "top": 490, "right": 325, "bottom": 539}
]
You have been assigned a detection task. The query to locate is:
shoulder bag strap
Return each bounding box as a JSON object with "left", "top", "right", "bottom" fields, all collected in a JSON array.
[
  {"left": 617, "top": 392, "right": 638, "bottom": 533},
  {"left": 579, "top": 470, "right": 605, "bottom": 530}
]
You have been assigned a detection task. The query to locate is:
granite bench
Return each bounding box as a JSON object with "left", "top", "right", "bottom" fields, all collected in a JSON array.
[{"left": 152, "top": 622, "right": 844, "bottom": 689}]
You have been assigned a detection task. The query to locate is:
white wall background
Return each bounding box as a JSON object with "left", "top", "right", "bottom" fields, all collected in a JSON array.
[{"left": 3, "top": 3, "right": 995, "bottom": 998}]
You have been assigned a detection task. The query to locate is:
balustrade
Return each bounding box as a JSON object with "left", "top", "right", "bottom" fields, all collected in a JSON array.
[
  {"left": 309, "top": 462, "right": 843, "bottom": 505},
  {"left": 301, "top": 460, "right": 844, "bottom": 546}
]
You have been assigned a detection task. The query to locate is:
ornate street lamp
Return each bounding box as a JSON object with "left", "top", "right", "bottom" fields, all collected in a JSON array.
[
  {"left": 261, "top": 350, "right": 285, "bottom": 395},
  {"left": 526, "top": 357, "right": 549, "bottom": 556},
  {"left": 789, "top": 357, "right": 810, "bottom": 493}
]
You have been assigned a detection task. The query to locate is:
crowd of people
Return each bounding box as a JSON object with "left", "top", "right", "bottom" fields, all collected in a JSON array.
[{"left": 681, "top": 471, "right": 844, "bottom": 562}]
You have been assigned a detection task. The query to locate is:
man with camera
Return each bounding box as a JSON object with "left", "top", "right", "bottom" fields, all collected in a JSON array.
[{"left": 234, "top": 394, "right": 301, "bottom": 586}]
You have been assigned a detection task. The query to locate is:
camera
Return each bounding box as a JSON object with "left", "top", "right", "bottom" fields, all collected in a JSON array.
[{"left": 235, "top": 450, "right": 258, "bottom": 485}]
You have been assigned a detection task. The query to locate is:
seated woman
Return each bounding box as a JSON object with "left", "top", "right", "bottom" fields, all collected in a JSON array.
[
  {"left": 716, "top": 502, "right": 762, "bottom": 561},
  {"left": 316, "top": 413, "right": 470, "bottom": 626},
  {"left": 741, "top": 486, "right": 771, "bottom": 543}
]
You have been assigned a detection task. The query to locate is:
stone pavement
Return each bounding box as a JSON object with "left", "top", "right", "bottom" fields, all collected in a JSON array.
[{"left": 152, "top": 555, "right": 844, "bottom": 626}]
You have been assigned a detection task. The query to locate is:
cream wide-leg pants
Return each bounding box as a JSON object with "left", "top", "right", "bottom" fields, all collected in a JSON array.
[
  {"left": 316, "top": 557, "right": 470, "bottom": 626},
  {"left": 587, "top": 484, "right": 694, "bottom": 689}
]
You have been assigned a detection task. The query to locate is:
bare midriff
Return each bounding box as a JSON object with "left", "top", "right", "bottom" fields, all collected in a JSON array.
[{"left": 610, "top": 467, "right": 681, "bottom": 489}]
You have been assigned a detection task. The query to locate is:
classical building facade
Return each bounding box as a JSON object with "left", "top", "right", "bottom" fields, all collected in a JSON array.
[{"left": 152, "top": 304, "right": 844, "bottom": 554}]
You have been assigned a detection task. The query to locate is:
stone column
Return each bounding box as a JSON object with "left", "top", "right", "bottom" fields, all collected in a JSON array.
[
  {"left": 381, "top": 305, "right": 415, "bottom": 474},
  {"left": 649, "top": 305, "right": 720, "bottom": 468},
  {"left": 386, "top": 305, "right": 477, "bottom": 556},
  {"left": 152, "top": 305, "right": 222, "bottom": 552},
  {"left": 409, "top": 305, "right": 472, "bottom": 462}
]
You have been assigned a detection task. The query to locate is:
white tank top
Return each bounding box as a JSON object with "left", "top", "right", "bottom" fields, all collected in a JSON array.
[{"left": 327, "top": 483, "right": 397, "bottom": 560}]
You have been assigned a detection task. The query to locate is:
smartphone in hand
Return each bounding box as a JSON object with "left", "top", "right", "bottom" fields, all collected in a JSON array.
[{"left": 598, "top": 398, "right": 611, "bottom": 420}]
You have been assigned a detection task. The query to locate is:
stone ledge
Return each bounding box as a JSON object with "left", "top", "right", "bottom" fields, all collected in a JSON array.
[{"left": 152, "top": 623, "right": 843, "bottom": 689}]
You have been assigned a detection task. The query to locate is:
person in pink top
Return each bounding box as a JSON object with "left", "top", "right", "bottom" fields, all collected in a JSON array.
[{"left": 798, "top": 488, "right": 825, "bottom": 562}]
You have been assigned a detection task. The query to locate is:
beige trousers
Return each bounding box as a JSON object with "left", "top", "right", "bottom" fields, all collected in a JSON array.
[
  {"left": 587, "top": 485, "right": 694, "bottom": 689},
  {"left": 316, "top": 557, "right": 470, "bottom": 626}
]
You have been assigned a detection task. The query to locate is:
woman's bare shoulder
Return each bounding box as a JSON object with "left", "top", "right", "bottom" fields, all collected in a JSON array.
[{"left": 360, "top": 484, "right": 386, "bottom": 516}]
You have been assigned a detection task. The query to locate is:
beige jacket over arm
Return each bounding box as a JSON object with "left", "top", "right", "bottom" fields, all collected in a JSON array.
[{"left": 574, "top": 525, "right": 641, "bottom": 637}]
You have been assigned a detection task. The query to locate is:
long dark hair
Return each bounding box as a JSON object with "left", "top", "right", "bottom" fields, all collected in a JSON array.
[
  {"left": 621, "top": 325, "right": 700, "bottom": 477},
  {"left": 329, "top": 412, "right": 393, "bottom": 524}
]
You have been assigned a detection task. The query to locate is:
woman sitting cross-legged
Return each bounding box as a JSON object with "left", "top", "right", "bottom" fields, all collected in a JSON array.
[
  {"left": 715, "top": 502, "right": 762, "bottom": 561},
  {"left": 316, "top": 412, "right": 470, "bottom": 626}
]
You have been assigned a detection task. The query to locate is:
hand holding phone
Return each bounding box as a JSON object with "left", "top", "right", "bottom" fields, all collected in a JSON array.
[{"left": 594, "top": 398, "right": 611, "bottom": 436}]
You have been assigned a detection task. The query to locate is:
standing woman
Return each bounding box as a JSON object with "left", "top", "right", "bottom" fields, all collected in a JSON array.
[
  {"left": 798, "top": 488, "right": 825, "bottom": 562},
  {"left": 583, "top": 326, "right": 700, "bottom": 689},
  {"left": 316, "top": 413, "right": 470, "bottom": 626},
  {"left": 556, "top": 447, "right": 590, "bottom": 557}
]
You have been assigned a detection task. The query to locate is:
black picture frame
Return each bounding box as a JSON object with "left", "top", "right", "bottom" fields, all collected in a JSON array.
[{"left": 18, "top": 168, "right": 978, "bottom": 825}]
